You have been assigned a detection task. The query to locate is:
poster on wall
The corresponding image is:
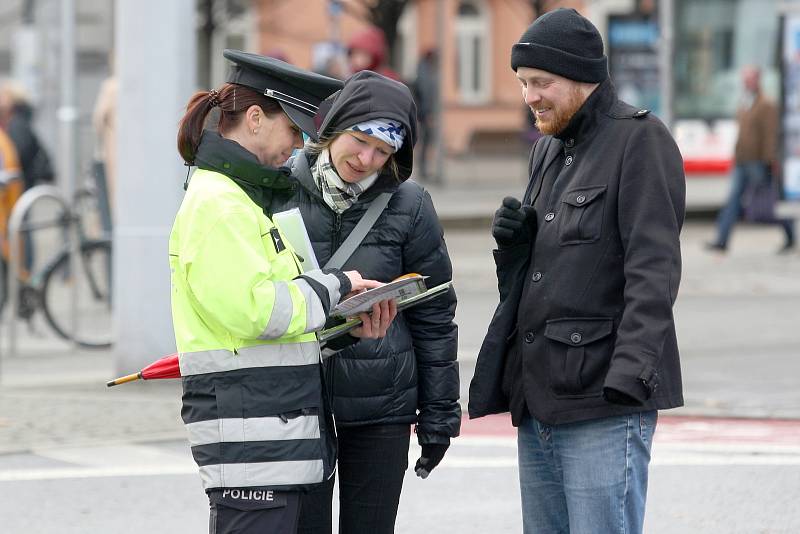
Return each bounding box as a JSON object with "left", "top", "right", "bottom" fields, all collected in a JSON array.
[
  {"left": 782, "top": 14, "right": 800, "bottom": 200},
  {"left": 607, "top": 14, "right": 661, "bottom": 118}
]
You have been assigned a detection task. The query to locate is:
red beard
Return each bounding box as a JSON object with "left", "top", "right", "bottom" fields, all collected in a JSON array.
[{"left": 533, "top": 86, "right": 586, "bottom": 136}]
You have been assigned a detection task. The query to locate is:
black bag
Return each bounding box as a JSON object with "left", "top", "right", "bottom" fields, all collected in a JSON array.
[{"left": 742, "top": 169, "right": 778, "bottom": 223}]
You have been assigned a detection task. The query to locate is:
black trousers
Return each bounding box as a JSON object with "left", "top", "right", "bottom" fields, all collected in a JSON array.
[
  {"left": 298, "top": 423, "right": 411, "bottom": 534},
  {"left": 208, "top": 489, "right": 300, "bottom": 534}
]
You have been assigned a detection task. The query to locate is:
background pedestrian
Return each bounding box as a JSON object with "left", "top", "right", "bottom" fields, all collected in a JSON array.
[{"left": 706, "top": 65, "right": 795, "bottom": 254}]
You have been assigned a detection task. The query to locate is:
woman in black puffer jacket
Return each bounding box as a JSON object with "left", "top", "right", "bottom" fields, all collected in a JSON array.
[{"left": 273, "top": 71, "right": 460, "bottom": 534}]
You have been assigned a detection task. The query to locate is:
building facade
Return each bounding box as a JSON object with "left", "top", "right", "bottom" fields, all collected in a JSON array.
[{"left": 255, "top": 0, "right": 583, "bottom": 156}]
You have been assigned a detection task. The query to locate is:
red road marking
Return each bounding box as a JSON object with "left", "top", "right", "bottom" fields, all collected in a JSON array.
[
  {"left": 461, "top": 414, "right": 800, "bottom": 447},
  {"left": 461, "top": 414, "right": 516, "bottom": 436},
  {"left": 656, "top": 416, "right": 800, "bottom": 446}
]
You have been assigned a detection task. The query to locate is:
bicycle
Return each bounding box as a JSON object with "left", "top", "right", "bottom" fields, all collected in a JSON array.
[{"left": 1, "top": 182, "right": 113, "bottom": 349}]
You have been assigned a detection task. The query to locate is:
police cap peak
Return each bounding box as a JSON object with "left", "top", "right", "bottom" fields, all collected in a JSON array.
[{"left": 223, "top": 49, "right": 343, "bottom": 140}]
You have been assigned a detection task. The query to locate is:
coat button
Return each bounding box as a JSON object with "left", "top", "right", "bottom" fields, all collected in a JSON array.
[
  {"left": 532, "top": 271, "right": 542, "bottom": 282},
  {"left": 524, "top": 332, "right": 535, "bottom": 343},
  {"left": 544, "top": 212, "right": 555, "bottom": 222},
  {"left": 565, "top": 155, "right": 574, "bottom": 166},
  {"left": 565, "top": 138, "right": 575, "bottom": 147},
  {"left": 576, "top": 194, "right": 586, "bottom": 204},
  {"left": 570, "top": 332, "right": 582, "bottom": 344}
]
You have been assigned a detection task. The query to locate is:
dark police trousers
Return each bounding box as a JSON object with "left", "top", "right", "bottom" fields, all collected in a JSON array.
[{"left": 208, "top": 488, "right": 300, "bottom": 534}]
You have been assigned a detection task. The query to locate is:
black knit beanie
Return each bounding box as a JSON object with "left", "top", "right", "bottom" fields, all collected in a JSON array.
[{"left": 511, "top": 8, "right": 608, "bottom": 83}]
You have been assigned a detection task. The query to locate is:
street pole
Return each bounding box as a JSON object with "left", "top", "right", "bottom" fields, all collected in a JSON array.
[
  {"left": 658, "top": 0, "right": 674, "bottom": 129},
  {"left": 114, "top": 0, "right": 195, "bottom": 373},
  {"left": 11, "top": 0, "right": 40, "bottom": 104},
  {"left": 58, "top": 0, "right": 80, "bottom": 348},
  {"left": 433, "top": 0, "right": 445, "bottom": 185},
  {"left": 329, "top": 0, "right": 346, "bottom": 77}
]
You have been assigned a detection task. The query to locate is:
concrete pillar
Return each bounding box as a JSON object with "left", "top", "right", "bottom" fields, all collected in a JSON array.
[{"left": 114, "top": 0, "right": 195, "bottom": 372}]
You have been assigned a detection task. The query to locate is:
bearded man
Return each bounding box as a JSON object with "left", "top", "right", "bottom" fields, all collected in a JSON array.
[{"left": 469, "top": 8, "right": 686, "bottom": 534}]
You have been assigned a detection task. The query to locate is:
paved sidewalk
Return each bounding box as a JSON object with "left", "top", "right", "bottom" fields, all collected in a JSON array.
[{"left": 0, "top": 343, "right": 184, "bottom": 454}]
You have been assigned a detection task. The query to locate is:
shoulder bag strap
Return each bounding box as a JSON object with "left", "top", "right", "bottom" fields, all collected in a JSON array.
[{"left": 323, "top": 192, "right": 393, "bottom": 269}]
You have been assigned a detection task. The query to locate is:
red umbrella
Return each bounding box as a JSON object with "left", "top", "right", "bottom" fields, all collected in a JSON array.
[{"left": 106, "top": 353, "right": 181, "bottom": 387}]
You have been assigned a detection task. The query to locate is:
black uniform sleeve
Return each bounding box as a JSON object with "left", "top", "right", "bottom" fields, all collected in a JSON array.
[
  {"left": 294, "top": 268, "right": 351, "bottom": 317},
  {"left": 604, "top": 120, "right": 685, "bottom": 404},
  {"left": 402, "top": 188, "right": 460, "bottom": 444}
]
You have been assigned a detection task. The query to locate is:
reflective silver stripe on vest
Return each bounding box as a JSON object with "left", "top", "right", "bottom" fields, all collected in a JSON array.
[
  {"left": 258, "top": 281, "right": 293, "bottom": 339},
  {"left": 199, "top": 460, "right": 324, "bottom": 489},
  {"left": 179, "top": 342, "right": 320, "bottom": 376},
  {"left": 185, "top": 415, "right": 320, "bottom": 446},
  {"left": 292, "top": 278, "right": 328, "bottom": 333}
]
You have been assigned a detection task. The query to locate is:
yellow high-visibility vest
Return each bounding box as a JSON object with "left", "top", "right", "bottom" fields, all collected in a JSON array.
[{"left": 169, "top": 167, "right": 342, "bottom": 490}]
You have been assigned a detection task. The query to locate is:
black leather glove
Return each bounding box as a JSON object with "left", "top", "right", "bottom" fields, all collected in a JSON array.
[
  {"left": 492, "top": 196, "right": 537, "bottom": 247},
  {"left": 414, "top": 443, "right": 449, "bottom": 479}
]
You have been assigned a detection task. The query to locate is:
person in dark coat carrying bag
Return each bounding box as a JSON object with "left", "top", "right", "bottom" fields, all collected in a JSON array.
[
  {"left": 468, "top": 8, "right": 685, "bottom": 534},
  {"left": 706, "top": 65, "right": 795, "bottom": 254},
  {"left": 273, "top": 70, "right": 460, "bottom": 534}
]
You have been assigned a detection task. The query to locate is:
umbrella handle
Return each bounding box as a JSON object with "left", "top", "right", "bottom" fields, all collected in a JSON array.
[{"left": 106, "top": 372, "right": 142, "bottom": 387}]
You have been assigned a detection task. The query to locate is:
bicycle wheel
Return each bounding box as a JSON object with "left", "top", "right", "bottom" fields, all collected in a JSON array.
[{"left": 41, "top": 239, "right": 112, "bottom": 348}]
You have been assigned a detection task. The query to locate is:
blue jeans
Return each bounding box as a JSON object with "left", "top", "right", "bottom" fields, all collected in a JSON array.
[
  {"left": 517, "top": 411, "right": 658, "bottom": 534},
  {"left": 714, "top": 162, "right": 794, "bottom": 247}
]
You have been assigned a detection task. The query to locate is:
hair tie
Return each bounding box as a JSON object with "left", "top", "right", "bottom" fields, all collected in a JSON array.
[{"left": 208, "top": 89, "right": 220, "bottom": 108}]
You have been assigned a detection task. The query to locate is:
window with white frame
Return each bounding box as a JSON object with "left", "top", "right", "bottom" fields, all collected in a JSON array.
[
  {"left": 455, "top": 0, "right": 490, "bottom": 103},
  {"left": 210, "top": 2, "right": 256, "bottom": 86},
  {"left": 395, "top": 3, "right": 418, "bottom": 81}
]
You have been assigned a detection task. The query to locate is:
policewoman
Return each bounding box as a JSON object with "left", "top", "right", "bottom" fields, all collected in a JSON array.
[{"left": 170, "top": 50, "right": 395, "bottom": 534}]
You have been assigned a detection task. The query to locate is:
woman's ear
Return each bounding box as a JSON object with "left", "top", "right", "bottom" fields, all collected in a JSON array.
[{"left": 246, "top": 104, "right": 262, "bottom": 135}]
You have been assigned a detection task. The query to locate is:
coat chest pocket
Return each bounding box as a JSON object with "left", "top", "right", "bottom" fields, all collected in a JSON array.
[
  {"left": 558, "top": 185, "right": 607, "bottom": 245},
  {"left": 544, "top": 317, "right": 613, "bottom": 398}
]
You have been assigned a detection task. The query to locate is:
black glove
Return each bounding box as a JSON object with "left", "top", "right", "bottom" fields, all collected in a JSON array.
[
  {"left": 414, "top": 443, "right": 449, "bottom": 479},
  {"left": 492, "top": 197, "right": 537, "bottom": 247}
]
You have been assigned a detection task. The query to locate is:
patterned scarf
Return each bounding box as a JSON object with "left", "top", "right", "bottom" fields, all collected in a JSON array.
[{"left": 312, "top": 148, "right": 379, "bottom": 214}]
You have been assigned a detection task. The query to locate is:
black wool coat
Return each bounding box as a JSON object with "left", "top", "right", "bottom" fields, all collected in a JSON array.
[{"left": 469, "top": 80, "right": 685, "bottom": 426}]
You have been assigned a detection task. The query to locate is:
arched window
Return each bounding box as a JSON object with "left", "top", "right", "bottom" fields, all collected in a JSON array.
[{"left": 455, "top": 0, "right": 490, "bottom": 103}]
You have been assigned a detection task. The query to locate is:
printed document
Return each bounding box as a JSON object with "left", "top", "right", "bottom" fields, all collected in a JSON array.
[{"left": 272, "top": 208, "right": 319, "bottom": 272}]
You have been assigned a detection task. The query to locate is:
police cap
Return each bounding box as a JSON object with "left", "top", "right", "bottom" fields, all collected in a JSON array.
[{"left": 223, "top": 49, "right": 343, "bottom": 141}]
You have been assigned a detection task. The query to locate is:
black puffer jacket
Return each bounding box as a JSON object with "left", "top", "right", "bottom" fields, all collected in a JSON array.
[{"left": 273, "top": 71, "right": 460, "bottom": 445}]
